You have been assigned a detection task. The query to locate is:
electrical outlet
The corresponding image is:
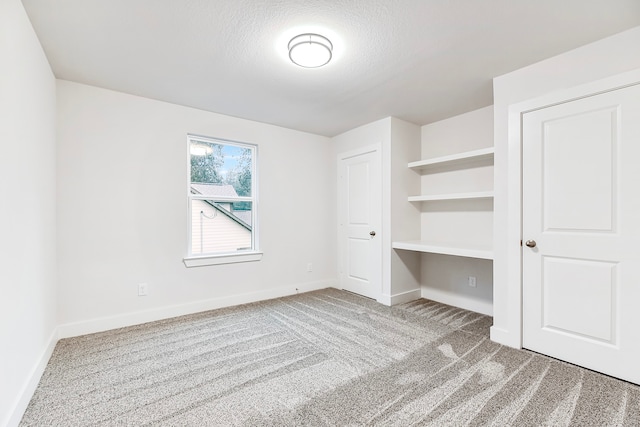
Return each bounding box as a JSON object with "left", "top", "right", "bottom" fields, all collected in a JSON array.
[
  {"left": 468, "top": 276, "right": 477, "bottom": 288},
  {"left": 138, "top": 283, "right": 148, "bottom": 296},
  {"left": 307, "top": 262, "right": 313, "bottom": 272}
]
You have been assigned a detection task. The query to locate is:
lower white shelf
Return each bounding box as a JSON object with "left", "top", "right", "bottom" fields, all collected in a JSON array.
[{"left": 392, "top": 240, "right": 494, "bottom": 260}]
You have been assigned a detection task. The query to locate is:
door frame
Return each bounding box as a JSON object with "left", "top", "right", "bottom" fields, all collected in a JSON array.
[
  {"left": 336, "top": 144, "right": 383, "bottom": 302},
  {"left": 502, "top": 68, "right": 640, "bottom": 348}
]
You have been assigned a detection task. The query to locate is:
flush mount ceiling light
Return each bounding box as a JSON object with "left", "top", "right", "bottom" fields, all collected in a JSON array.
[{"left": 288, "top": 33, "right": 333, "bottom": 68}]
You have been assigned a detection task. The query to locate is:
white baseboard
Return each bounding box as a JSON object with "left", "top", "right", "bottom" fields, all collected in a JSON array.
[
  {"left": 489, "top": 326, "right": 521, "bottom": 349},
  {"left": 420, "top": 287, "right": 493, "bottom": 316},
  {"left": 6, "top": 328, "right": 58, "bottom": 427},
  {"left": 378, "top": 288, "right": 422, "bottom": 306},
  {"left": 57, "top": 281, "right": 334, "bottom": 339}
]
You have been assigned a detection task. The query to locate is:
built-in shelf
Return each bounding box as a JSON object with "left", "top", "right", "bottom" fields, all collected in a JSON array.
[
  {"left": 392, "top": 240, "right": 494, "bottom": 260},
  {"left": 408, "top": 191, "right": 494, "bottom": 202},
  {"left": 408, "top": 147, "right": 494, "bottom": 171},
  {"left": 402, "top": 147, "right": 494, "bottom": 260}
]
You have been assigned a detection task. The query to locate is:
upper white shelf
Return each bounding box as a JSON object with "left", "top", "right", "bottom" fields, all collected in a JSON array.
[
  {"left": 408, "top": 191, "right": 494, "bottom": 202},
  {"left": 408, "top": 147, "right": 494, "bottom": 171}
]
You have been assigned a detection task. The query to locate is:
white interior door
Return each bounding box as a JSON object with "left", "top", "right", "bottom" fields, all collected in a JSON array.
[
  {"left": 338, "top": 147, "right": 381, "bottom": 300},
  {"left": 522, "top": 83, "right": 640, "bottom": 384}
]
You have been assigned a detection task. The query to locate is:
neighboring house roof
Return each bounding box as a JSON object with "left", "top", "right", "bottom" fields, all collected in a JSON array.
[
  {"left": 190, "top": 183, "right": 251, "bottom": 230},
  {"left": 191, "top": 183, "right": 238, "bottom": 198},
  {"left": 233, "top": 211, "right": 252, "bottom": 226},
  {"left": 206, "top": 201, "right": 251, "bottom": 230}
]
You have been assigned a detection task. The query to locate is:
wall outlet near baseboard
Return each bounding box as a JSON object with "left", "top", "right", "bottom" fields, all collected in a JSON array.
[
  {"left": 307, "top": 262, "right": 313, "bottom": 272},
  {"left": 138, "top": 283, "right": 149, "bottom": 296},
  {"left": 467, "top": 276, "right": 477, "bottom": 288}
]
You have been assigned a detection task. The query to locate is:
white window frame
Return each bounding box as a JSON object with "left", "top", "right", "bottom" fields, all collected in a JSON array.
[{"left": 183, "top": 134, "right": 261, "bottom": 267}]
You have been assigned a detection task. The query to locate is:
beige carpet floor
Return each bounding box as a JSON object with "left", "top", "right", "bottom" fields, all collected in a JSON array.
[{"left": 20, "top": 288, "right": 640, "bottom": 426}]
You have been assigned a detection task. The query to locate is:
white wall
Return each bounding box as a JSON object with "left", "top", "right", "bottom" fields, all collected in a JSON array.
[
  {"left": 419, "top": 107, "right": 494, "bottom": 315},
  {"left": 332, "top": 118, "right": 390, "bottom": 302},
  {"left": 0, "top": 1, "right": 58, "bottom": 425},
  {"left": 56, "top": 80, "right": 336, "bottom": 335},
  {"left": 332, "top": 118, "right": 421, "bottom": 305},
  {"left": 388, "top": 118, "right": 421, "bottom": 304},
  {"left": 331, "top": 117, "right": 391, "bottom": 154},
  {"left": 492, "top": 26, "right": 640, "bottom": 347}
]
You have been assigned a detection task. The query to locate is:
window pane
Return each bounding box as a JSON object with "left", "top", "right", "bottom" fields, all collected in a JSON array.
[
  {"left": 191, "top": 200, "right": 253, "bottom": 255},
  {"left": 190, "top": 140, "right": 252, "bottom": 197},
  {"left": 188, "top": 136, "right": 256, "bottom": 257}
]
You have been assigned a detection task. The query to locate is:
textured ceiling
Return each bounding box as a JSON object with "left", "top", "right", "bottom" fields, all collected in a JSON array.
[{"left": 22, "top": 0, "right": 640, "bottom": 136}]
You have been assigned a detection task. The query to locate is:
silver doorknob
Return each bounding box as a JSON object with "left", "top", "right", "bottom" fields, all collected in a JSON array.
[
  {"left": 370, "top": 231, "right": 376, "bottom": 237},
  {"left": 525, "top": 240, "right": 537, "bottom": 248}
]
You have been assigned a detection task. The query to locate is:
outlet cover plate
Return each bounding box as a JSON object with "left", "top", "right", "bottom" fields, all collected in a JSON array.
[{"left": 138, "top": 283, "right": 149, "bottom": 296}]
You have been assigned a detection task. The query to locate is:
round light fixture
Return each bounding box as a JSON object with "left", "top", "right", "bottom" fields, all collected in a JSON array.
[{"left": 288, "top": 33, "right": 333, "bottom": 68}]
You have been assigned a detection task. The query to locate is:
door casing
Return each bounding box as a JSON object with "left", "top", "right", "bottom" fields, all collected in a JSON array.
[
  {"left": 336, "top": 144, "right": 382, "bottom": 301},
  {"left": 498, "top": 68, "right": 640, "bottom": 349},
  {"left": 520, "top": 85, "right": 640, "bottom": 383}
]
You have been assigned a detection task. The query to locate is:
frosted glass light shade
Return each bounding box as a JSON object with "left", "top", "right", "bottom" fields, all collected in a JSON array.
[{"left": 288, "top": 33, "right": 333, "bottom": 68}]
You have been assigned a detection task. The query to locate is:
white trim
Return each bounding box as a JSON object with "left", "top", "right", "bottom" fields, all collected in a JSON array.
[
  {"left": 337, "top": 145, "right": 379, "bottom": 161},
  {"left": 190, "top": 194, "right": 253, "bottom": 203},
  {"left": 504, "top": 68, "right": 640, "bottom": 348},
  {"left": 186, "top": 134, "right": 259, "bottom": 259},
  {"left": 377, "top": 288, "right": 421, "bottom": 306},
  {"left": 421, "top": 287, "right": 493, "bottom": 316},
  {"left": 489, "top": 326, "right": 518, "bottom": 347},
  {"left": 337, "top": 143, "right": 384, "bottom": 302},
  {"left": 183, "top": 251, "right": 263, "bottom": 267},
  {"left": 57, "top": 281, "right": 335, "bottom": 339},
  {"left": 6, "top": 329, "right": 58, "bottom": 427}
]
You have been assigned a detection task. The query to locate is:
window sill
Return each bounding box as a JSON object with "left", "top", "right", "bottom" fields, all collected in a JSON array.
[{"left": 183, "top": 251, "right": 263, "bottom": 267}]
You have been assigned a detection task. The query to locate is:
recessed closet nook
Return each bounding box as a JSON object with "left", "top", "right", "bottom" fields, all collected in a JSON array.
[
  {"left": 393, "top": 106, "right": 494, "bottom": 316},
  {"left": 333, "top": 107, "right": 493, "bottom": 316}
]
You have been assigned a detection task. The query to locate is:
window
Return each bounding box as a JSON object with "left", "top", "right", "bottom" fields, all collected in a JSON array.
[{"left": 184, "top": 135, "right": 260, "bottom": 266}]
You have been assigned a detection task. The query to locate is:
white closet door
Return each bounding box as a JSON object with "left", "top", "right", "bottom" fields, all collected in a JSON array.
[
  {"left": 338, "top": 148, "right": 382, "bottom": 300},
  {"left": 522, "top": 83, "right": 640, "bottom": 384}
]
